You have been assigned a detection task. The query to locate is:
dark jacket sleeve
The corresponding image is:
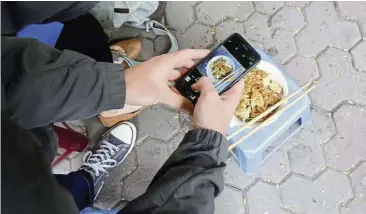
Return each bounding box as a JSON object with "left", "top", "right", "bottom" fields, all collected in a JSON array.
[
  {"left": 119, "top": 129, "right": 229, "bottom": 214},
  {"left": 1, "top": 1, "right": 97, "bottom": 35},
  {"left": 1, "top": 36, "right": 126, "bottom": 129}
]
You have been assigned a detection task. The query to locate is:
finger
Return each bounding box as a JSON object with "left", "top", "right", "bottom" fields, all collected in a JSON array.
[
  {"left": 169, "top": 86, "right": 181, "bottom": 95},
  {"left": 221, "top": 79, "right": 244, "bottom": 97},
  {"left": 167, "top": 69, "right": 182, "bottom": 80},
  {"left": 221, "top": 79, "right": 244, "bottom": 109},
  {"left": 191, "top": 77, "right": 217, "bottom": 97},
  {"left": 180, "top": 67, "right": 190, "bottom": 75},
  {"left": 165, "top": 49, "right": 210, "bottom": 68}
]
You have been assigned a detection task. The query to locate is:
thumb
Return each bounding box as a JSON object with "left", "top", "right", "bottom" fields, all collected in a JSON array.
[
  {"left": 221, "top": 79, "right": 244, "bottom": 110},
  {"left": 191, "top": 77, "right": 217, "bottom": 96}
]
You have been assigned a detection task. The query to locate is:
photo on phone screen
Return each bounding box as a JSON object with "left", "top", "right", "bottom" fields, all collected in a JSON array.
[
  {"left": 194, "top": 45, "right": 246, "bottom": 93},
  {"left": 176, "top": 33, "right": 260, "bottom": 103}
]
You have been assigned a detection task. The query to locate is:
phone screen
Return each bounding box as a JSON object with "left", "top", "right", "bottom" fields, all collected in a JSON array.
[
  {"left": 176, "top": 33, "right": 260, "bottom": 102},
  {"left": 195, "top": 45, "right": 249, "bottom": 93}
]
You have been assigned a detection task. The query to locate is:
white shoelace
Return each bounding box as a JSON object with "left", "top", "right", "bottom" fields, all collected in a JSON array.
[{"left": 82, "top": 140, "right": 120, "bottom": 176}]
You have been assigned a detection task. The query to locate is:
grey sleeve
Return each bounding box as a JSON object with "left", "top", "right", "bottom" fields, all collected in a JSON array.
[
  {"left": 2, "top": 36, "right": 125, "bottom": 129},
  {"left": 119, "top": 129, "right": 228, "bottom": 214}
]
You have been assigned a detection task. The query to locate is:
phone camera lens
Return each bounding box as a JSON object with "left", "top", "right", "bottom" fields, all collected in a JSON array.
[{"left": 242, "top": 54, "right": 246, "bottom": 58}]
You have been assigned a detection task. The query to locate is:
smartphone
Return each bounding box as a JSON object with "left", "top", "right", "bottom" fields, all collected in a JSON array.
[{"left": 175, "top": 33, "right": 261, "bottom": 104}]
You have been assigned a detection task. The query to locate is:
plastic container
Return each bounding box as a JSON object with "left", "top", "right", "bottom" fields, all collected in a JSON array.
[{"left": 227, "top": 48, "right": 312, "bottom": 175}]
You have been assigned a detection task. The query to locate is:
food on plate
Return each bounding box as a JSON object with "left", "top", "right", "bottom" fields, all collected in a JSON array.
[
  {"left": 210, "top": 57, "right": 233, "bottom": 80},
  {"left": 235, "top": 68, "right": 283, "bottom": 122}
]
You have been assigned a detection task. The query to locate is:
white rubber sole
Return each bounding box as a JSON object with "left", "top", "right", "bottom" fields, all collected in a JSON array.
[{"left": 104, "top": 121, "right": 137, "bottom": 166}]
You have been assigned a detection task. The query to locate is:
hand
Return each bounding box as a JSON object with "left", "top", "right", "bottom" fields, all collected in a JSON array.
[
  {"left": 124, "top": 49, "right": 209, "bottom": 112},
  {"left": 191, "top": 77, "right": 244, "bottom": 136}
]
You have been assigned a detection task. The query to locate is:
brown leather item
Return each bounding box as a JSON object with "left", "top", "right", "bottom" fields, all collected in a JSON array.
[
  {"left": 99, "top": 106, "right": 148, "bottom": 127},
  {"left": 110, "top": 38, "right": 142, "bottom": 60}
]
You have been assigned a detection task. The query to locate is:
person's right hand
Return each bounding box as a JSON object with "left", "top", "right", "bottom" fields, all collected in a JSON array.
[
  {"left": 123, "top": 49, "right": 209, "bottom": 113},
  {"left": 191, "top": 77, "right": 244, "bottom": 136}
]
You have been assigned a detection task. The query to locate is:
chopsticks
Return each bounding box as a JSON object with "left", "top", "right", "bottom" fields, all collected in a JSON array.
[
  {"left": 227, "top": 79, "right": 317, "bottom": 151},
  {"left": 214, "top": 67, "right": 245, "bottom": 89}
]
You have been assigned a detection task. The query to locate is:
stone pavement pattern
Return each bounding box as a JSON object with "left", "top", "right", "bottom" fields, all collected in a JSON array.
[{"left": 54, "top": 2, "right": 366, "bottom": 213}]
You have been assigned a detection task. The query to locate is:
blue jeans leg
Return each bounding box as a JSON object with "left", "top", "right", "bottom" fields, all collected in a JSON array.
[{"left": 55, "top": 170, "right": 95, "bottom": 211}]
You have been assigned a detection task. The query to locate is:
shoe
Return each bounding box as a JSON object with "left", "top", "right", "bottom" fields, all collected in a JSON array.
[
  {"left": 99, "top": 38, "right": 144, "bottom": 127},
  {"left": 99, "top": 105, "right": 146, "bottom": 127},
  {"left": 79, "top": 122, "right": 137, "bottom": 199},
  {"left": 110, "top": 38, "right": 142, "bottom": 67}
]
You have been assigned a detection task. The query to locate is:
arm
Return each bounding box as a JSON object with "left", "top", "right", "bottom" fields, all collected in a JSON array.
[
  {"left": 2, "top": 36, "right": 125, "bottom": 128},
  {"left": 119, "top": 129, "right": 228, "bottom": 214},
  {"left": 119, "top": 77, "right": 244, "bottom": 214}
]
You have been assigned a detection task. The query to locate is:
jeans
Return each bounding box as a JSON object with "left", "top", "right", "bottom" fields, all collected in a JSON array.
[{"left": 55, "top": 171, "right": 95, "bottom": 210}]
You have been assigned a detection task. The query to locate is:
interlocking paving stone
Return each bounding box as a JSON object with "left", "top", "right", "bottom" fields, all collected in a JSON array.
[
  {"left": 285, "top": 110, "right": 333, "bottom": 177},
  {"left": 136, "top": 138, "right": 170, "bottom": 168},
  {"left": 175, "top": 23, "right": 214, "bottom": 49},
  {"left": 244, "top": 12, "right": 297, "bottom": 63},
  {"left": 246, "top": 181, "right": 287, "bottom": 214},
  {"left": 166, "top": 131, "right": 185, "bottom": 154},
  {"left": 165, "top": 1, "right": 196, "bottom": 33},
  {"left": 324, "top": 105, "right": 366, "bottom": 171},
  {"left": 224, "top": 157, "right": 257, "bottom": 190},
  {"left": 271, "top": 5, "right": 305, "bottom": 33},
  {"left": 285, "top": 55, "right": 319, "bottom": 85},
  {"left": 254, "top": 1, "right": 284, "bottom": 15},
  {"left": 311, "top": 48, "right": 366, "bottom": 111},
  {"left": 178, "top": 111, "right": 193, "bottom": 133},
  {"left": 215, "top": 20, "right": 245, "bottom": 43},
  {"left": 288, "top": 143, "right": 326, "bottom": 178},
  {"left": 260, "top": 149, "right": 291, "bottom": 184},
  {"left": 131, "top": 104, "right": 181, "bottom": 142},
  {"left": 281, "top": 170, "right": 352, "bottom": 214},
  {"left": 122, "top": 138, "right": 173, "bottom": 201},
  {"left": 265, "top": 28, "right": 296, "bottom": 63},
  {"left": 296, "top": 1, "right": 361, "bottom": 57},
  {"left": 342, "top": 162, "right": 366, "bottom": 214},
  {"left": 244, "top": 12, "right": 272, "bottom": 44},
  {"left": 121, "top": 166, "right": 158, "bottom": 201},
  {"left": 337, "top": 2, "right": 366, "bottom": 35},
  {"left": 214, "top": 186, "right": 245, "bottom": 214},
  {"left": 94, "top": 151, "right": 137, "bottom": 209},
  {"left": 196, "top": 2, "right": 254, "bottom": 26},
  {"left": 350, "top": 40, "right": 366, "bottom": 71}
]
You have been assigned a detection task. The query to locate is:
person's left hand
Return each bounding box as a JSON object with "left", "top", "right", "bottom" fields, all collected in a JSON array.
[{"left": 124, "top": 49, "right": 209, "bottom": 113}]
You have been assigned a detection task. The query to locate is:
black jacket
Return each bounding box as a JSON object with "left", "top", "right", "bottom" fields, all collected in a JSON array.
[
  {"left": 3, "top": 118, "right": 228, "bottom": 214},
  {"left": 1, "top": 2, "right": 229, "bottom": 214}
]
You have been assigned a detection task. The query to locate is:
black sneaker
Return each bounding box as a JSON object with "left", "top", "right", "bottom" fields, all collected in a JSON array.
[{"left": 79, "top": 121, "right": 136, "bottom": 199}]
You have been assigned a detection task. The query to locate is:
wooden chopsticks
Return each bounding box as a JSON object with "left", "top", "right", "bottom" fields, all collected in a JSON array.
[{"left": 227, "top": 79, "right": 317, "bottom": 151}]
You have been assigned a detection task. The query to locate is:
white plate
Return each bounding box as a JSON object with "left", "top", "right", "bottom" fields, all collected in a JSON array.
[
  {"left": 206, "top": 55, "right": 235, "bottom": 83},
  {"left": 229, "top": 60, "right": 289, "bottom": 128}
]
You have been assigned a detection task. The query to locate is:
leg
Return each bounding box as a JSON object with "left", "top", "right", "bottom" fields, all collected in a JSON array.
[
  {"left": 2, "top": 118, "right": 80, "bottom": 214},
  {"left": 55, "top": 13, "right": 113, "bottom": 63},
  {"left": 55, "top": 171, "right": 95, "bottom": 210}
]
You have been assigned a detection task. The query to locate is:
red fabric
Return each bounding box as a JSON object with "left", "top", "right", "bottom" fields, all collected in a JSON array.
[{"left": 52, "top": 125, "right": 88, "bottom": 167}]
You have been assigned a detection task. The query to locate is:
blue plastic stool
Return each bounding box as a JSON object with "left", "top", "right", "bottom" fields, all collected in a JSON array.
[{"left": 227, "top": 49, "right": 312, "bottom": 175}]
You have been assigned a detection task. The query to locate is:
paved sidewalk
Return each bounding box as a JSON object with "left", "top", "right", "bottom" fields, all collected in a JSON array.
[{"left": 54, "top": 2, "right": 366, "bottom": 214}]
